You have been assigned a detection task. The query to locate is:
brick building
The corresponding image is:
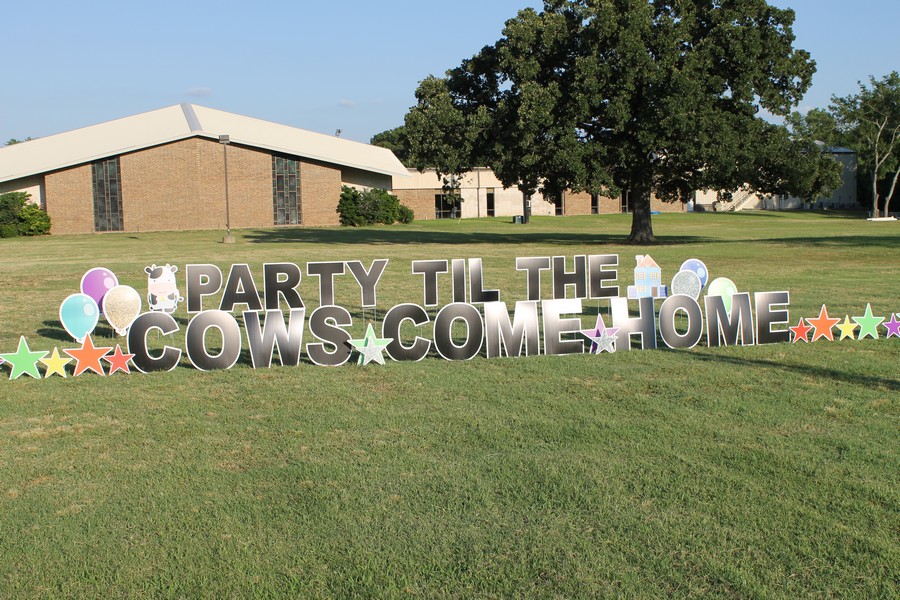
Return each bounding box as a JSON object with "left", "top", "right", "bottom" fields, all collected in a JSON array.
[
  {"left": 0, "top": 104, "right": 408, "bottom": 234},
  {"left": 391, "top": 167, "right": 688, "bottom": 220}
]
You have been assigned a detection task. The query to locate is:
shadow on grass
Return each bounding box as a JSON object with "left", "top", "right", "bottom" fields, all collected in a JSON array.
[
  {"left": 242, "top": 226, "right": 713, "bottom": 247},
  {"left": 746, "top": 235, "right": 899, "bottom": 249},
  {"left": 706, "top": 210, "right": 869, "bottom": 220},
  {"left": 684, "top": 350, "right": 900, "bottom": 392}
]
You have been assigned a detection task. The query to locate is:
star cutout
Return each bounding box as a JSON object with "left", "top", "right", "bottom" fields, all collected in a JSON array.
[
  {"left": 852, "top": 304, "right": 884, "bottom": 340},
  {"left": 581, "top": 315, "right": 619, "bottom": 354},
  {"left": 807, "top": 305, "right": 841, "bottom": 342},
  {"left": 836, "top": 316, "right": 858, "bottom": 341},
  {"left": 64, "top": 335, "right": 112, "bottom": 376},
  {"left": 103, "top": 344, "right": 135, "bottom": 374},
  {"left": 0, "top": 336, "right": 48, "bottom": 380},
  {"left": 789, "top": 318, "right": 812, "bottom": 343},
  {"left": 884, "top": 313, "right": 900, "bottom": 339},
  {"left": 348, "top": 324, "right": 393, "bottom": 365},
  {"left": 40, "top": 347, "right": 72, "bottom": 378}
]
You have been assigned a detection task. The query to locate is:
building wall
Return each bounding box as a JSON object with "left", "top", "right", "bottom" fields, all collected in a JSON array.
[
  {"left": 392, "top": 168, "right": 559, "bottom": 220},
  {"left": 123, "top": 138, "right": 280, "bottom": 231},
  {"left": 122, "top": 138, "right": 275, "bottom": 232},
  {"left": 650, "top": 195, "right": 689, "bottom": 212},
  {"left": 0, "top": 175, "right": 44, "bottom": 208},
  {"left": 45, "top": 164, "right": 94, "bottom": 234},
  {"left": 40, "top": 137, "right": 350, "bottom": 234},
  {"left": 341, "top": 167, "right": 392, "bottom": 191},
  {"left": 393, "top": 189, "right": 438, "bottom": 221},
  {"left": 564, "top": 192, "right": 592, "bottom": 216},
  {"left": 392, "top": 168, "right": 690, "bottom": 219},
  {"left": 300, "top": 160, "right": 342, "bottom": 226}
]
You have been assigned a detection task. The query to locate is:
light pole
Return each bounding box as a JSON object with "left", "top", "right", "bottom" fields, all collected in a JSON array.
[{"left": 219, "top": 134, "right": 234, "bottom": 243}]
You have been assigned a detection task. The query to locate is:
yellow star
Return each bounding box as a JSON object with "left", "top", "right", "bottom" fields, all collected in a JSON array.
[
  {"left": 40, "top": 347, "right": 72, "bottom": 378},
  {"left": 836, "top": 316, "right": 858, "bottom": 341}
]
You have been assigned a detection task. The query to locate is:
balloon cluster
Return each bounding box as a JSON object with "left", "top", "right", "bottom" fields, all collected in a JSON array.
[
  {"left": 59, "top": 268, "right": 143, "bottom": 341},
  {"left": 672, "top": 259, "right": 738, "bottom": 313}
]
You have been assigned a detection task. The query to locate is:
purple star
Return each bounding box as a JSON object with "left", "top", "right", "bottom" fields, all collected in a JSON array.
[
  {"left": 581, "top": 314, "right": 620, "bottom": 354},
  {"left": 884, "top": 313, "right": 900, "bottom": 339}
]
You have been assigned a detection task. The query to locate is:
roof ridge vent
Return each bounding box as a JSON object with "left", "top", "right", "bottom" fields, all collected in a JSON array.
[{"left": 180, "top": 103, "right": 203, "bottom": 132}]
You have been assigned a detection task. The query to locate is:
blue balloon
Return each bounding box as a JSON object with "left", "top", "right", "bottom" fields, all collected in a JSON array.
[
  {"left": 60, "top": 293, "right": 100, "bottom": 342},
  {"left": 680, "top": 259, "right": 710, "bottom": 288}
]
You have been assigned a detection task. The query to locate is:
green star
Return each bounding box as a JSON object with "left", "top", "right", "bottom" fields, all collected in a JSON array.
[
  {"left": 348, "top": 324, "right": 393, "bottom": 365},
  {"left": 0, "top": 336, "right": 48, "bottom": 380},
  {"left": 852, "top": 304, "right": 884, "bottom": 340}
]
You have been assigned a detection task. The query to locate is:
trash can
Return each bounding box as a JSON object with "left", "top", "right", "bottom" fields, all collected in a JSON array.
[{"left": 513, "top": 215, "right": 524, "bottom": 224}]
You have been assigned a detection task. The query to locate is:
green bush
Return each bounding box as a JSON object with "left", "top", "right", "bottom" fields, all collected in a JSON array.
[
  {"left": 397, "top": 204, "right": 415, "bottom": 224},
  {"left": 0, "top": 191, "right": 51, "bottom": 237},
  {"left": 336, "top": 186, "right": 414, "bottom": 226},
  {"left": 18, "top": 204, "right": 52, "bottom": 236}
]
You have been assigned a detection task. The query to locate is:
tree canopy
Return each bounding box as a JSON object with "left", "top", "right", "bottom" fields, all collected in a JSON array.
[
  {"left": 830, "top": 72, "right": 900, "bottom": 217},
  {"left": 404, "top": 0, "right": 840, "bottom": 242},
  {"left": 370, "top": 126, "right": 412, "bottom": 165}
]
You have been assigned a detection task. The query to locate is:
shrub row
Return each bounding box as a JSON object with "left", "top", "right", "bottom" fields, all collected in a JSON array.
[
  {"left": 0, "top": 192, "right": 51, "bottom": 238},
  {"left": 336, "top": 186, "right": 414, "bottom": 227}
]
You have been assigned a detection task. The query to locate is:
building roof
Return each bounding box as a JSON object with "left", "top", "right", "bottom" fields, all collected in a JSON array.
[
  {"left": 0, "top": 104, "right": 409, "bottom": 184},
  {"left": 636, "top": 255, "right": 659, "bottom": 269}
]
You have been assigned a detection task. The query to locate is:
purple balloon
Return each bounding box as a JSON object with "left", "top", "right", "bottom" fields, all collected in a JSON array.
[{"left": 80, "top": 268, "right": 119, "bottom": 314}]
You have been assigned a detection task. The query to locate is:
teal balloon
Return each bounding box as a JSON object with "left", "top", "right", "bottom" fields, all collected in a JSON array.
[{"left": 60, "top": 293, "right": 100, "bottom": 342}]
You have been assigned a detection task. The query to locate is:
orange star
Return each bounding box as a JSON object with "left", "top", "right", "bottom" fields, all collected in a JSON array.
[
  {"left": 807, "top": 305, "right": 841, "bottom": 342},
  {"left": 64, "top": 335, "right": 113, "bottom": 376},
  {"left": 789, "top": 318, "right": 812, "bottom": 343},
  {"left": 103, "top": 344, "right": 135, "bottom": 375}
]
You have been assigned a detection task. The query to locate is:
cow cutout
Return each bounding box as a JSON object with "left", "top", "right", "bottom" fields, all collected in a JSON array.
[{"left": 145, "top": 264, "right": 184, "bottom": 313}]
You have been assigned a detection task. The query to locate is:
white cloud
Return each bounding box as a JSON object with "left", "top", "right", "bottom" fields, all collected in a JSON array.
[
  {"left": 337, "top": 99, "right": 356, "bottom": 108},
  {"left": 187, "top": 87, "right": 213, "bottom": 98}
]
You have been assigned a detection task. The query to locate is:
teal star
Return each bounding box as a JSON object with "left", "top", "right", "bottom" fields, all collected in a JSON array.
[
  {"left": 348, "top": 324, "right": 393, "bottom": 365},
  {"left": 0, "top": 336, "right": 48, "bottom": 380},
  {"left": 852, "top": 304, "right": 885, "bottom": 340}
]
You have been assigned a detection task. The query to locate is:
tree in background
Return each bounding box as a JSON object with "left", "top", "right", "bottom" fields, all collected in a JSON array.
[
  {"left": 5, "top": 137, "right": 34, "bottom": 146},
  {"left": 370, "top": 126, "right": 411, "bottom": 165},
  {"left": 830, "top": 72, "right": 900, "bottom": 217},
  {"left": 786, "top": 109, "right": 840, "bottom": 147},
  {"left": 404, "top": 0, "right": 839, "bottom": 242}
]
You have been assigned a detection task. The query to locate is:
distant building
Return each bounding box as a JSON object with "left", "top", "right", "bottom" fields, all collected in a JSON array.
[
  {"left": 0, "top": 104, "right": 408, "bottom": 234},
  {"left": 391, "top": 168, "right": 689, "bottom": 219},
  {"left": 695, "top": 146, "right": 858, "bottom": 212}
]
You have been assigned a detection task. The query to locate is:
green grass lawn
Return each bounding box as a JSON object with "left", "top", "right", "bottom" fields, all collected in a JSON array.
[{"left": 0, "top": 211, "right": 897, "bottom": 597}]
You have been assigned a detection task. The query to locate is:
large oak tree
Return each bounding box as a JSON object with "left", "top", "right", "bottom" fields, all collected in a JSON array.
[{"left": 405, "top": 0, "right": 840, "bottom": 242}]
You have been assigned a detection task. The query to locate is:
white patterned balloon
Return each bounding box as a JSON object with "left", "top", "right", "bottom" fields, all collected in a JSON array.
[{"left": 103, "top": 285, "right": 142, "bottom": 336}]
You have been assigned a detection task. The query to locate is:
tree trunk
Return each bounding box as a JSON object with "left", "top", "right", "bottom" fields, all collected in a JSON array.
[
  {"left": 522, "top": 191, "right": 531, "bottom": 224},
  {"left": 872, "top": 171, "right": 881, "bottom": 217},
  {"left": 627, "top": 185, "right": 656, "bottom": 244},
  {"left": 883, "top": 164, "right": 900, "bottom": 217}
]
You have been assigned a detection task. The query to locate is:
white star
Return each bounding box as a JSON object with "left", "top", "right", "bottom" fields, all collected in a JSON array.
[{"left": 348, "top": 324, "right": 393, "bottom": 365}]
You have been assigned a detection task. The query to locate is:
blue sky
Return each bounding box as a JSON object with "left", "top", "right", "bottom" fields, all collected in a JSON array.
[{"left": 2, "top": 1, "right": 897, "bottom": 144}]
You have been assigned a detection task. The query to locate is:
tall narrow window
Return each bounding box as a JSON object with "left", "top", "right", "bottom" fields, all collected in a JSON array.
[
  {"left": 591, "top": 193, "right": 599, "bottom": 215},
  {"left": 92, "top": 157, "right": 123, "bottom": 232},
  {"left": 486, "top": 189, "right": 495, "bottom": 217},
  {"left": 273, "top": 155, "right": 301, "bottom": 225}
]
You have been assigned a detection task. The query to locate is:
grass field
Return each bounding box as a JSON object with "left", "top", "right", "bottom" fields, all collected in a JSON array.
[{"left": 0, "top": 211, "right": 897, "bottom": 598}]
